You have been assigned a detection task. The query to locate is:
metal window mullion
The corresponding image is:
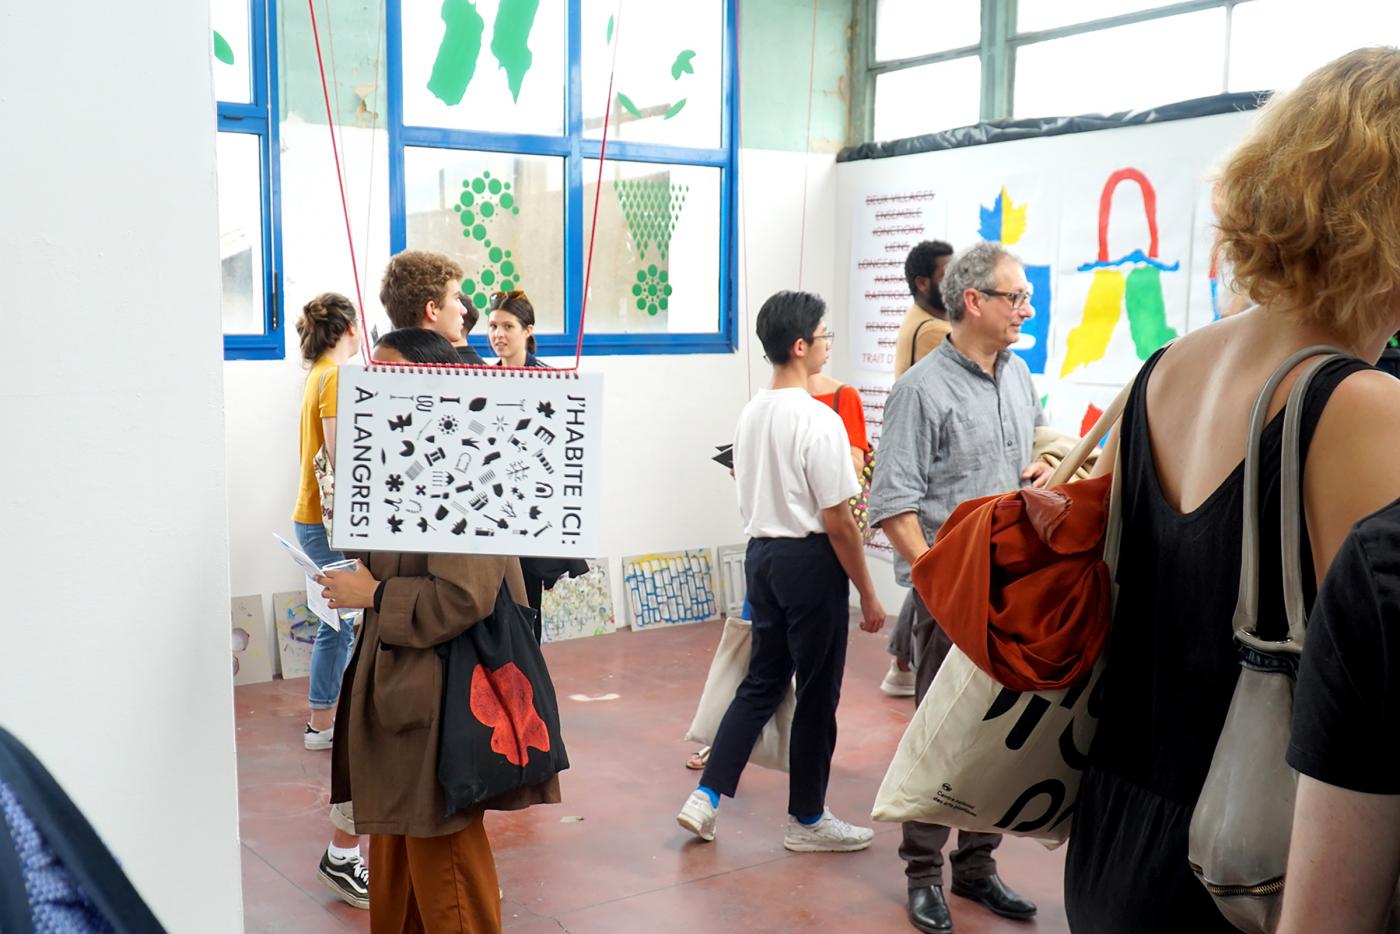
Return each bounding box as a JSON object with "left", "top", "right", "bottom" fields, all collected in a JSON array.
[
  {"left": 868, "top": 43, "right": 982, "bottom": 76},
  {"left": 564, "top": 0, "right": 584, "bottom": 343},
  {"left": 1010, "top": 0, "right": 1229, "bottom": 47}
]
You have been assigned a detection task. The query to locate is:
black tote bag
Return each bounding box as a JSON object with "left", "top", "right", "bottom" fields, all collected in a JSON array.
[{"left": 437, "top": 583, "right": 570, "bottom": 815}]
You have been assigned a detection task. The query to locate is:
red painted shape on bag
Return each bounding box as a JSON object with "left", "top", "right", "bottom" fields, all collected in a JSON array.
[{"left": 469, "top": 662, "right": 551, "bottom": 766}]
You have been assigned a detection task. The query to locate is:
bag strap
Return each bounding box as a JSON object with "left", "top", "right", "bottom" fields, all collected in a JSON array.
[
  {"left": 910, "top": 320, "right": 933, "bottom": 369},
  {"left": 1232, "top": 345, "right": 1348, "bottom": 647},
  {"left": 828, "top": 385, "right": 844, "bottom": 412},
  {"left": 1047, "top": 378, "right": 1135, "bottom": 488},
  {"left": 0, "top": 782, "right": 34, "bottom": 934}
]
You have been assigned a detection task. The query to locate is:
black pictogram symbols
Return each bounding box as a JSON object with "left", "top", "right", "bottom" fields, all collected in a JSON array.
[
  {"left": 482, "top": 451, "right": 501, "bottom": 466},
  {"left": 452, "top": 519, "right": 469, "bottom": 535},
  {"left": 514, "top": 418, "right": 531, "bottom": 431},
  {"left": 389, "top": 413, "right": 413, "bottom": 432},
  {"left": 435, "top": 505, "right": 450, "bottom": 521},
  {"left": 431, "top": 470, "right": 455, "bottom": 487},
  {"left": 400, "top": 441, "right": 416, "bottom": 458},
  {"left": 507, "top": 461, "right": 529, "bottom": 481},
  {"left": 537, "top": 401, "right": 555, "bottom": 418},
  {"left": 417, "top": 518, "right": 433, "bottom": 533},
  {"left": 469, "top": 398, "right": 487, "bottom": 412},
  {"left": 534, "top": 425, "right": 557, "bottom": 445},
  {"left": 534, "top": 450, "right": 555, "bottom": 474},
  {"left": 425, "top": 447, "right": 447, "bottom": 466},
  {"left": 529, "top": 506, "right": 542, "bottom": 520},
  {"left": 386, "top": 474, "right": 404, "bottom": 492},
  {"left": 388, "top": 515, "right": 404, "bottom": 534},
  {"left": 404, "top": 500, "right": 423, "bottom": 514},
  {"left": 534, "top": 482, "right": 554, "bottom": 499},
  {"left": 415, "top": 485, "right": 427, "bottom": 497},
  {"left": 384, "top": 498, "right": 402, "bottom": 512},
  {"left": 406, "top": 462, "right": 425, "bottom": 480}
]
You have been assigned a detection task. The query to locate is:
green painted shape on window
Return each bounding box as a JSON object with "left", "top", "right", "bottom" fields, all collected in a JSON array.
[
  {"left": 671, "top": 50, "right": 696, "bottom": 80},
  {"left": 427, "top": 0, "right": 486, "bottom": 106},
  {"left": 662, "top": 99, "right": 686, "bottom": 119},
  {"left": 213, "top": 31, "right": 235, "bottom": 66},
  {"left": 616, "top": 92, "right": 642, "bottom": 119},
  {"left": 606, "top": 15, "right": 614, "bottom": 44},
  {"left": 490, "top": 0, "right": 541, "bottom": 103}
]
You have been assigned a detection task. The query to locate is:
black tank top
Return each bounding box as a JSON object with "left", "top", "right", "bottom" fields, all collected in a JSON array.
[{"left": 1064, "top": 347, "right": 1370, "bottom": 933}]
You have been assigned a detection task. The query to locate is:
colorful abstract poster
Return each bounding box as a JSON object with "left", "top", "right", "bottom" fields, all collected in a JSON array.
[
  {"left": 272, "top": 591, "right": 318, "bottom": 680},
  {"left": 1186, "top": 181, "right": 1251, "bottom": 330},
  {"left": 540, "top": 559, "right": 616, "bottom": 643},
  {"left": 1051, "top": 165, "right": 1194, "bottom": 385},
  {"left": 1041, "top": 382, "right": 1126, "bottom": 441},
  {"left": 948, "top": 176, "right": 1059, "bottom": 375},
  {"left": 623, "top": 549, "right": 718, "bottom": 630},
  {"left": 847, "top": 189, "right": 948, "bottom": 372},
  {"left": 231, "top": 594, "right": 274, "bottom": 686}
]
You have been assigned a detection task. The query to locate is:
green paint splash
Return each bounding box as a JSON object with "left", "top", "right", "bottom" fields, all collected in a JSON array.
[
  {"left": 213, "top": 30, "right": 235, "bottom": 65},
  {"left": 427, "top": 0, "right": 486, "bottom": 106},
  {"left": 616, "top": 92, "right": 642, "bottom": 118},
  {"left": 663, "top": 99, "right": 687, "bottom": 120},
  {"left": 671, "top": 50, "right": 696, "bottom": 80},
  {"left": 606, "top": 15, "right": 614, "bottom": 44},
  {"left": 1124, "top": 266, "right": 1179, "bottom": 359},
  {"left": 491, "top": 0, "right": 541, "bottom": 102}
]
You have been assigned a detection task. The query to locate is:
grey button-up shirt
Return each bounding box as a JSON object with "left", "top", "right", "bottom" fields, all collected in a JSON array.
[{"left": 869, "top": 336, "right": 1046, "bottom": 587}]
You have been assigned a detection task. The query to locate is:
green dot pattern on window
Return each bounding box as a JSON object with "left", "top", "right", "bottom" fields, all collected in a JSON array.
[
  {"left": 452, "top": 171, "right": 522, "bottom": 311},
  {"left": 631, "top": 265, "right": 673, "bottom": 316},
  {"left": 612, "top": 179, "right": 688, "bottom": 262}
]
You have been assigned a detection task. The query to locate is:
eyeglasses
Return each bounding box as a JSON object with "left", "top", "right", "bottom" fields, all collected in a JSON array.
[
  {"left": 979, "top": 289, "right": 1033, "bottom": 310},
  {"left": 811, "top": 330, "right": 836, "bottom": 345}
]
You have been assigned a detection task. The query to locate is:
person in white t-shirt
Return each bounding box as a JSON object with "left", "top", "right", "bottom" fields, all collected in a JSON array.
[{"left": 676, "top": 290, "right": 888, "bottom": 852}]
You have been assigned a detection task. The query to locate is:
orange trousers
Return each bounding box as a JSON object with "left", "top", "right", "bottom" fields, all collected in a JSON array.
[{"left": 368, "top": 821, "right": 501, "bottom": 934}]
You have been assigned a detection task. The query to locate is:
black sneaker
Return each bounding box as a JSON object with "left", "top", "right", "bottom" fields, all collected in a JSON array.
[{"left": 318, "top": 848, "right": 369, "bottom": 909}]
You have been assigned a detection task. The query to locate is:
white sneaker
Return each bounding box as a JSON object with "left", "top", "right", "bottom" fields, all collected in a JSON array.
[
  {"left": 304, "top": 723, "right": 334, "bottom": 751},
  {"left": 880, "top": 659, "right": 916, "bottom": 697},
  {"left": 677, "top": 790, "right": 717, "bottom": 842},
  {"left": 784, "top": 809, "right": 875, "bottom": 853}
]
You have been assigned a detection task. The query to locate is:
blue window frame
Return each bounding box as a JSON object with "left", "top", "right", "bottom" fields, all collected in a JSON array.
[
  {"left": 386, "top": 0, "right": 739, "bottom": 357},
  {"left": 216, "top": 0, "right": 285, "bottom": 361}
]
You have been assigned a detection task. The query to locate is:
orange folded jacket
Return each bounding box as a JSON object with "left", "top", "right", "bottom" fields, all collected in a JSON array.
[{"left": 911, "top": 472, "right": 1114, "bottom": 692}]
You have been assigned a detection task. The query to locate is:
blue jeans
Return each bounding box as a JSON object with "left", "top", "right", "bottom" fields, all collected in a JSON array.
[{"left": 294, "top": 521, "right": 357, "bottom": 710}]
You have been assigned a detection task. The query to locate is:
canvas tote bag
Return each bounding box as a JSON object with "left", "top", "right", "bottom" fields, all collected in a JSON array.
[
  {"left": 1187, "top": 347, "right": 1347, "bottom": 932},
  {"left": 871, "top": 380, "right": 1130, "bottom": 847},
  {"left": 684, "top": 617, "right": 795, "bottom": 772}
]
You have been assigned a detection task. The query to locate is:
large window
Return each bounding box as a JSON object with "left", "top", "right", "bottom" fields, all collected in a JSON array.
[
  {"left": 866, "top": 0, "right": 1400, "bottom": 141},
  {"left": 388, "top": 0, "right": 738, "bottom": 356},
  {"left": 212, "top": 0, "right": 284, "bottom": 360}
]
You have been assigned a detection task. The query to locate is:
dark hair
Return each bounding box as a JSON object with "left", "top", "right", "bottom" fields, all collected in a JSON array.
[
  {"left": 379, "top": 250, "right": 465, "bottom": 330},
  {"left": 374, "top": 328, "right": 461, "bottom": 365},
  {"left": 489, "top": 290, "right": 537, "bottom": 354},
  {"left": 462, "top": 301, "right": 481, "bottom": 335},
  {"left": 755, "top": 290, "right": 825, "bottom": 364},
  {"left": 294, "top": 292, "right": 357, "bottom": 363},
  {"left": 904, "top": 240, "right": 955, "bottom": 298}
]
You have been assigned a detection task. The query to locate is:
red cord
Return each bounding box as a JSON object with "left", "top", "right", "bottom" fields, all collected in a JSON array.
[
  {"left": 576, "top": 5, "right": 624, "bottom": 371},
  {"left": 308, "top": 0, "right": 370, "bottom": 359}
]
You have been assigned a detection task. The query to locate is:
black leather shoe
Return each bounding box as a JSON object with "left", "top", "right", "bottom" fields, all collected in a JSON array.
[
  {"left": 907, "top": 885, "right": 954, "bottom": 933},
  {"left": 950, "top": 874, "right": 1037, "bottom": 920}
]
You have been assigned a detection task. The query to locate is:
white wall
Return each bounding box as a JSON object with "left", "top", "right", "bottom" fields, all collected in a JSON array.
[
  {"left": 0, "top": 2, "right": 243, "bottom": 930},
  {"left": 225, "top": 142, "right": 837, "bottom": 635}
]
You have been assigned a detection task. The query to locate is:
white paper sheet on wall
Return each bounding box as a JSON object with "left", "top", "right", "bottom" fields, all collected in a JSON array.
[
  {"left": 331, "top": 365, "right": 604, "bottom": 557},
  {"left": 847, "top": 189, "right": 948, "bottom": 372}
]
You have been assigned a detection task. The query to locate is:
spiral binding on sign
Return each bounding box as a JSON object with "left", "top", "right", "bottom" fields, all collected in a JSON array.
[{"left": 366, "top": 363, "right": 576, "bottom": 379}]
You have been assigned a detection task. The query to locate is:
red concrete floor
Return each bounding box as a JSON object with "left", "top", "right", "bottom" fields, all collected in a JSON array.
[{"left": 236, "top": 618, "right": 1069, "bottom": 933}]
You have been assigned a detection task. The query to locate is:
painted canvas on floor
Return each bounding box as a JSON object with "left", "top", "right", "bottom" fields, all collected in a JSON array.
[
  {"left": 540, "top": 559, "right": 616, "bottom": 643},
  {"left": 272, "top": 590, "right": 319, "bottom": 680},
  {"left": 623, "top": 549, "right": 719, "bottom": 631},
  {"left": 231, "top": 594, "right": 274, "bottom": 686}
]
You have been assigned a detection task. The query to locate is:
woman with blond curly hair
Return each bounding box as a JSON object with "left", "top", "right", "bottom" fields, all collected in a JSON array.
[{"left": 1064, "top": 48, "right": 1400, "bottom": 932}]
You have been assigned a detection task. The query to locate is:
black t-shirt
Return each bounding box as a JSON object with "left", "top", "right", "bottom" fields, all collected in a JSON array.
[
  {"left": 456, "top": 343, "right": 487, "bottom": 365},
  {"left": 1289, "top": 498, "right": 1400, "bottom": 794}
]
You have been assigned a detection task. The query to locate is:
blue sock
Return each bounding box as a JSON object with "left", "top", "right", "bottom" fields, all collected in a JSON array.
[
  {"left": 697, "top": 786, "right": 720, "bottom": 808},
  {"left": 796, "top": 812, "right": 823, "bottom": 826}
]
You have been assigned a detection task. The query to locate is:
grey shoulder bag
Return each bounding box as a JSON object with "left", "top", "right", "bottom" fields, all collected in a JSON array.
[{"left": 1187, "top": 345, "right": 1346, "bottom": 932}]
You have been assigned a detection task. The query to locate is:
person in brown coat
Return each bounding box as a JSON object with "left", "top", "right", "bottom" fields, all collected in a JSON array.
[{"left": 319, "top": 329, "right": 559, "bottom": 934}]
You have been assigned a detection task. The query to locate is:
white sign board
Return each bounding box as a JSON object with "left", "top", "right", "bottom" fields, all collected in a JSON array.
[{"left": 331, "top": 366, "right": 603, "bottom": 557}]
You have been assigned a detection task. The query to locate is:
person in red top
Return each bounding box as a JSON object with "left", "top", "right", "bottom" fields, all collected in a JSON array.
[{"left": 807, "top": 370, "right": 870, "bottom": 481}]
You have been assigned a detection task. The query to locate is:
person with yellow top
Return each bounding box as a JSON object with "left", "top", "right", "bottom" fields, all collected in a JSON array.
[
  {"left": 893, "top": 240, "right": 954, "bottom": 379},
  {"left": 291, "top": 292, "right": 370, "bottom": 910}
]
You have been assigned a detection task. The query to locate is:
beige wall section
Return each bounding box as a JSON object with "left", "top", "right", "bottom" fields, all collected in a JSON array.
[{"left": 0, "top": 1, "right": 244, "bottom": 931}]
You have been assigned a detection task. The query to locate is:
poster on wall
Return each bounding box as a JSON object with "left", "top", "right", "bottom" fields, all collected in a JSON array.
[
  {"left": 332, "top": 367, "right": 603, "bottom": 556},
  {"left": 1049, "top": 164, "right": 1196, "bottom": 386},
  {"left": 1186, "top": 181, "right": 1250, "bottom": 330},
  {"left": 947, "top": 174, "right": 1060, "bottom": 375},
  {"left": 847, "top": 189, "right": 948, "bottom": 372}
]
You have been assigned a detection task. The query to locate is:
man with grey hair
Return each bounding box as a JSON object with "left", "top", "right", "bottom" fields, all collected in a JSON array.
[{"left": 869, "top": 240, "right": 1049, "bottom": 933}]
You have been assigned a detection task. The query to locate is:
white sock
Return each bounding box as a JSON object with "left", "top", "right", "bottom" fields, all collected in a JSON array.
[{"left": 327, "top": 842, "right": 360, "bottom": 863}]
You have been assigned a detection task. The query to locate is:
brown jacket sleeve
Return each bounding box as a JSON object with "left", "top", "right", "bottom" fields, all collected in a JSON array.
[{"left": 376, "top": 555, "right": 524, "bottom": 649}]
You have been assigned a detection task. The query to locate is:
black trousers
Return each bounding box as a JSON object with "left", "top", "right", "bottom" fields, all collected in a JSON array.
[
  {"left": 701, "top": 535, "right": 850, "bottom": 818},
  {"left": 900, "top": 589, "right": 1001, "bottom": 888}
]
